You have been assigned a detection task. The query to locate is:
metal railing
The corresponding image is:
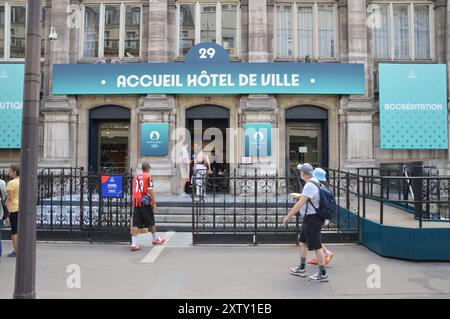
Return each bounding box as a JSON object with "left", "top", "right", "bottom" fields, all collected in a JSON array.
[
  {"left": 191, "top": 169, "right": 360, "bottom": 244},
  {"left": 191, "top": 167, "right": 450, "bottom": 244},
  {"left": 0, "top": 166, "right": 448, "bottom": 242}
]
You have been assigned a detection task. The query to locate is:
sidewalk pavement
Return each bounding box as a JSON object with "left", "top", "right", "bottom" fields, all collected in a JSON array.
[{"left": 0, "top": 233, "right": 449, "bottom": 299}]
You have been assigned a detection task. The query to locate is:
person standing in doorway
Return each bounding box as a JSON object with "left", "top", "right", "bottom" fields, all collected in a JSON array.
[
  {"left": 130, "top": 162, "right": 166, "bottom": 251},
  {"left": 193, "top": 144, "right": 212, "bottom": 200},
  {"left": 6, "top": 165, "right": 20, "bottom": 257},
  {"left": 283, "top": 163, "right": 328, "bottom": 283},
  {"left": 179, "top": 140, "right": 191, "bottom": 197},
  {"left": 0, "top": 177, "right": 7, "bottom": 261}
]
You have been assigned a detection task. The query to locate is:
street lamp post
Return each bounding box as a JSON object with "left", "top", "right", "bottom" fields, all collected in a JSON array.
[{"left": 13, "top": 0, "right": 42, "bottom": 299}]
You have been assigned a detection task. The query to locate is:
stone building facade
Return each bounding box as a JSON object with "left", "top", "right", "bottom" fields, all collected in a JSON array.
[{"left": 0, "top": 0, "right": 449, "bottom": 193}]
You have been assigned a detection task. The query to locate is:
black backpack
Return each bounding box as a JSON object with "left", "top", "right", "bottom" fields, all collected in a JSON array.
[{"left": 307, "top": 180, "right": 336, "bottom": 220}]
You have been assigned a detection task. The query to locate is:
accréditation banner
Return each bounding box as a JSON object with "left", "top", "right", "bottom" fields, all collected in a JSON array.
[
  {"left": 0, "top": 64, "right": 24, "bottom": 149},
  {"left": 379, "top": 64, "right": 448, "bottom": 150},
  {"left": 52, "top": 43, "right": 365, "bottom": 96}
]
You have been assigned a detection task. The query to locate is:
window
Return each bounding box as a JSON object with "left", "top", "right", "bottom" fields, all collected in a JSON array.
[
  {"left": 179, "top": 4, "right": 195, "bottom": 56},
  {"left": 275, "top": 2, "right": 337, "bottom": 59},
  {"left": 10, "top": 5, "right": 26, "bottom": 58},
  {"left": 373, "top": 3, "right": 433, "bottom": 60},
  {"left": 83, "top": 3, "right": 142, "bottom": 59},
  {"left": 84, "top": 4, "right": 100, "bottom": 58},
  {"left": 276, "top": 5, "right": 293, "bottom": 58},
  {"left": 221, "top": 4, "right": 238, "bottom": 57},
  {"left": 177, "top": 2, "right": 240, "bottom": 58},
  {"left": 0, "top": 3, "right": 27, "bottom": 60},
  {"left": 125, "top": 6, "right": 141, "bottom": 58},
  {"left": 201, "top": 4, "right": 216, "bottom": 43},
  {"left": 104, "top": 4, "right": 120, "bottom": 57},
  {"left": 0, "top": 4, "right": 47, "bottom": 60}
]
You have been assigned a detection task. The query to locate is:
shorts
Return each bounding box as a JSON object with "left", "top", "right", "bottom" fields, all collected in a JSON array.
[
  {"left": 132, "top": 206, "right": 155, "bottom": 229},
  {"left": 298, "top": 213, "right": 324, "bottom": 251},
  {"left": 180, "top": 164, "right": 190, "bottom": 179},
  {"left": 9, "top": 212, "right": 19, "bottom": 235}
]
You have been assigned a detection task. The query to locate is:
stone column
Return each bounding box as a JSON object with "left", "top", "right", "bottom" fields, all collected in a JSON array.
[
  {"left": 338, "top": 0, "right": 349, "bottom": 62},
  {"left": 343, "top": 0, "right": 375, "bottom": 168},
  {"left": 239, "top": 1, "right": 278, "bottom": 175},
  {"left": 41, "top": 0, "right": 75, "bottom": 168},
  {"left": 434, "top": 0, "right": 447, "bottom": 64},
  {"left": 248, "top": 0, "right": 268, "bottom": 62},
  {"left": 137, "top": 0, "right": 177, "bottom": 193},
  {"left": 148, "top": 0, "right": 169, "bottom": 62}
]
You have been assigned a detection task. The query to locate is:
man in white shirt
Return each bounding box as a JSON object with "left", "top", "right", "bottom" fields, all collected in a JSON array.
[{"left": 283, "top": 163, "right": 328, "bottom": 283}]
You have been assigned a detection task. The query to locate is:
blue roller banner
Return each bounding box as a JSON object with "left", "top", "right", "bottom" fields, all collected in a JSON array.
[
  {"left": 0, "top": 64, "right": 24, "bottom": 148},
  {"left": 379, "top": 64, "right": 448, "bottom": 149}
]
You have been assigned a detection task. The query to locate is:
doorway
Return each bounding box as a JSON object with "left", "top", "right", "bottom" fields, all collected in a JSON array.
[
  {"left": 287, "top": 123, "right": 322, "bottom": 172},
  {"left": 186, "top": 105, "right": 230, "bottom": 192},
  {"left": 285, "top": 105, "right": 328, "bottom": 175},
  {"left": 89, "top": 105, "right": 130, "bottom": 174}
]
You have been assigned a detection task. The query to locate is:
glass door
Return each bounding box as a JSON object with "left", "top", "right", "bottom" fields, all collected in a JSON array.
[
  {"left": 98, "top": 122, "right": 129, "bottom": 173},
  {"left": 287, "top": 123, "right": 322, "bottom": 175}
]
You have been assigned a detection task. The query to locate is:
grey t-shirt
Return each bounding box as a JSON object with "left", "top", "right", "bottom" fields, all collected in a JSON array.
[{"left": 299, "top": 178, "right": 320, "bottom": 216}]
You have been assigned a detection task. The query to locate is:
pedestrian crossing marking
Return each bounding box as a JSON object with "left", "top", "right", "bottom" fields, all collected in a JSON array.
[{"left": 140, "top": 231, "right": 175, "bottom": 264}]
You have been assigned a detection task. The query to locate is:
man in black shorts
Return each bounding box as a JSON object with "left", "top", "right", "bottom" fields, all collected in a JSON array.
[
  {"left": 131, "top": 162, "right": 166, "bottom": 251},
  {"left": 283, "top": 163, "right": 328, "bottom": 283}
]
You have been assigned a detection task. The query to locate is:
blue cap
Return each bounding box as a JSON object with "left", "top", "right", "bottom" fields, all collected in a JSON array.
[{"left": 313, "top": 168, "right": 327, "bottom": 182}]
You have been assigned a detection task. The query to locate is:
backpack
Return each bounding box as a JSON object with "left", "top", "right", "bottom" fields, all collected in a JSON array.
[{"left": 307, "top": 180, "right": 336, "bottom": 221}]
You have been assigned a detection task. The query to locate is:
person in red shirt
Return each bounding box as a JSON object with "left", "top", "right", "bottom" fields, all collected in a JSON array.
[{"left": 131, "top": 162, "right": 166, "bottom": 251}]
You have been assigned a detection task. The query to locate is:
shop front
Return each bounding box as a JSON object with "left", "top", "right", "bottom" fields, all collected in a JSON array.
[{"left": 48, "top": 43, "right": 365, "bottom": 193}]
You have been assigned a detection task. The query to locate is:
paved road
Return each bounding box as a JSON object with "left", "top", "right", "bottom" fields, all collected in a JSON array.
[{"left": 0, "top": 233, "right": 449, "bottom": 299}]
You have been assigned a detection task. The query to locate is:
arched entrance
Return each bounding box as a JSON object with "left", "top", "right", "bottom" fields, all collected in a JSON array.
[
  {"left": 285, "top": 105, "right": 328, "bottom": 173},
  {"left": 186, "top": 104, "right": 230, "bottom": 178},
  {"left": 88, "top": 105, "right": 130, "bottom": 173}
]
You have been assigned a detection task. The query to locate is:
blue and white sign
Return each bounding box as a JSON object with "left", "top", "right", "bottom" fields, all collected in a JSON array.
[
  {"left": 52, "top": 43, "right": 365, "bottom": 95},
  {"left": 101, "top": 175, "right": 123, "bottom": 198},
  {"left": 379, "top": 64, "right": 448, "bottom": 149},
  {"left": 0, "top": 64, "right": 24, "bottom": 148},
  {"left": 244, "top": 123, "right": 272, "bottom": 157},
  {"left": 141, "top": 123, "right": 169, "bottom": 156}
]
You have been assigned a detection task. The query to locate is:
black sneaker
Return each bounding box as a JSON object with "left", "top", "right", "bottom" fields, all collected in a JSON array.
[
  {"left": 7, "top": 251, "right": 16, "bottom": 258},
  {"left": 308, "top": 272, "right": 328, "bottom": 283},
  {"left": 289, "top": 266, "right": 307, "bottom": 277}
]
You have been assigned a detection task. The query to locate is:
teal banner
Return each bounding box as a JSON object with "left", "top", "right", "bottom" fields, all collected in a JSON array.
[
  {"left": 140, "top": 123, "right": 169, "bottom": 156},
  {"left": 244, "top": 123, "right": 272, "bottom": 157},
  {"left": 0, "top": 64, "right": 24, "bottom": 148},
  {"left": 379, "top": 64, "right": 448, "bottom": 149},
  {"left": 52, "top": 43, "right": 365, "bottom": 95}
]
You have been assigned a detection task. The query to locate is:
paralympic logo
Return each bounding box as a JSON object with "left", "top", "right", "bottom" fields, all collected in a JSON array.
[
  {"left": 150, "top": 131, "right": 160, "bottom": 141},
  {"left": 253, "top": 131, "right": 264, "bottom": 142}
]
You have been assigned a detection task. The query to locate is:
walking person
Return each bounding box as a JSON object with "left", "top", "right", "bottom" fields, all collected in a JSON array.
[
  {"left": 307, "top": 168, "right": 334, "bottom": 265},
  {"left": 283, "top": 163, "right": 328, "bottom": 283},
  {"left": 179, "top": 140, "right": 191, "bottom": 197},
  {"left": 6, "top": 165, "right": 20, "bottom": 257},
  {"left": 130, "top": 162, "right": 166, "bottom": 251},
  {"left": 0, "top": 177, "right": 7, "bottom": 261}
]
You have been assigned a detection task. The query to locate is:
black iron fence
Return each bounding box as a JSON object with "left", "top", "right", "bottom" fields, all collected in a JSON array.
[
  {"left": 1, "top": 166, "right": 449, "bottom": 243},
  {"left": 2, "top": 169, "right": 134, "bottom": 241},
  {"left": 191, "top": 169, "right": 360, "bottom": 244},
  {"left": 192, "top": 168, "right": 450, "bottom": 244}
]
